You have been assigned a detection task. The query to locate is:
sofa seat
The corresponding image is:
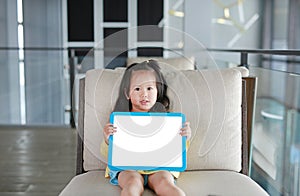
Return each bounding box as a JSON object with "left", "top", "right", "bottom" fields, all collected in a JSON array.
[
  {"left": 177, "top": 171, "right": 268, "bottom": 196},
  {"left": 60, "top": 170, "right": 268, "bottom": 196}
]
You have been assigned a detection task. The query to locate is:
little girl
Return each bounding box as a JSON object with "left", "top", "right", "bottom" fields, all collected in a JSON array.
[{"left": 102, "top": 60, "right": 191, "bottom": 196}]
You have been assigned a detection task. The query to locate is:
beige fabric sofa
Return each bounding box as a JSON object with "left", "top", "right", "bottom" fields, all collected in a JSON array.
[{"left": 60, "top": 67, "right": 269, "bottom": 196}]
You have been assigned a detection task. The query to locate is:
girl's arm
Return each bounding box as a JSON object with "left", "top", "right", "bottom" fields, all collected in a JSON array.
[
  {"left": 179, "top": 121, "right": 191, "bottom": 141},
  {"left": 103, "top": 123, "right": 117, "bottom": 145}
]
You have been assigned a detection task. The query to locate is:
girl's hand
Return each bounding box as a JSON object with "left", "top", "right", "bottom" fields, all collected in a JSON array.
[
  {"left": 180, "top": 122, "right": 191, "bottom": 141},
  {"left": 103, "top": 123, "right": 117, "bottom": 145}
]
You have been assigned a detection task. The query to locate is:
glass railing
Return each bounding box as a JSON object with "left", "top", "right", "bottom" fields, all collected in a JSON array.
[
  {"left": 249, "top": 67, "right": 300, "bottom": 196},
  {"left": 208, "top": 49, "right": 300, "bottom": 196}
]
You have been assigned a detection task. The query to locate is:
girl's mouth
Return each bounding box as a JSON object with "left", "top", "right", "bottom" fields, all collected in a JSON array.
[{"left": 140, "top": 100, "right": 149, "bottom": 105}]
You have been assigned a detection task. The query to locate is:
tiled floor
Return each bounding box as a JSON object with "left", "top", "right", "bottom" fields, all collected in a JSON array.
[{"left": 0, "top": 126, "right": 77, "bottom": 196}]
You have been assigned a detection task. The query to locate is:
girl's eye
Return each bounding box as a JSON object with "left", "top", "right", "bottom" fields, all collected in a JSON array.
[
  {"left": 134, "top": 87, "right": 140, "bottom": 91},
  {"left": 147, "top": 87, "right": 153, "bottom": 90}
]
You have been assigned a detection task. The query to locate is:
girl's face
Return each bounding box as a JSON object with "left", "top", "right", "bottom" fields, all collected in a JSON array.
[{"left": 128, "top": 70, "right": 158, "bottom": 112}]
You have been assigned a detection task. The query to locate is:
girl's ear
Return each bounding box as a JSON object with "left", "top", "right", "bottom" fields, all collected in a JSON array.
[{"left": 124, "top": 88, "right": 130, "bottom": 100}]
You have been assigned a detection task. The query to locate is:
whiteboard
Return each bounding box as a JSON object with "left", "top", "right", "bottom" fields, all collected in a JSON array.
[{"left": 108, "top": 112, "right": 187, "bottom": 171}]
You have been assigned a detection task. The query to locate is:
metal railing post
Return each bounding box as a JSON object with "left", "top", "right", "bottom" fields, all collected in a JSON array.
[
  {"left": 69, "top": 49, "right": 77, "bottom": 128},
  {"left": 239, "top": 52, "right": 249, "bottom": 68}
]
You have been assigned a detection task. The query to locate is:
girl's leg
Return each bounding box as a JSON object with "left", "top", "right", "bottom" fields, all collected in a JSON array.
[
  {"left": 148, "top": 171, "right": 185, "bottom": 196},
  {"left": 118, "top": 170, "right": 144, "bottom": 196}
]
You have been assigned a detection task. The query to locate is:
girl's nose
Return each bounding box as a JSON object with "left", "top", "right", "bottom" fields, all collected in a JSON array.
[{"left": 141, "top": 89, "right": 147, "bottom": 97}]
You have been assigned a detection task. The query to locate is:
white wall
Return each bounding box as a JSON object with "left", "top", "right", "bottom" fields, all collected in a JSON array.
[
  {"left": 184, "top": 0, "right": 212, "bottom": 48},
  {"left": 184, "top": 0, "right": 262, "bottom": 67},
  {"left": 0, "top": 0, "right": 21, "bottom": 124}
]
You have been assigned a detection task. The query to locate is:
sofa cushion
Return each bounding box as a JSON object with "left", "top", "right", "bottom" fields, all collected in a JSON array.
[
  {"left": 59, "top": 170, "right": 268, "bottom": 196},
  {"left": 83, "top": 67, "right": 248, "bottom": 172},
  {"left": 83, "top": 69, "right": 122, "bottom": 170},
  {"left": 165, "top": 68, "right": 244, "bottom": 171}
]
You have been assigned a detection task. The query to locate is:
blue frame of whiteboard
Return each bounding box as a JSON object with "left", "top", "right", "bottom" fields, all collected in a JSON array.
[{"left": 108, "top": 112, "right": 187, "bottom": 172}]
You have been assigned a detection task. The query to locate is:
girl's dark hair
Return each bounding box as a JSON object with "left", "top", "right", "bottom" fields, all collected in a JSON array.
[{"left": 113, "top": 60, "right": 170, "bottom": 112}]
